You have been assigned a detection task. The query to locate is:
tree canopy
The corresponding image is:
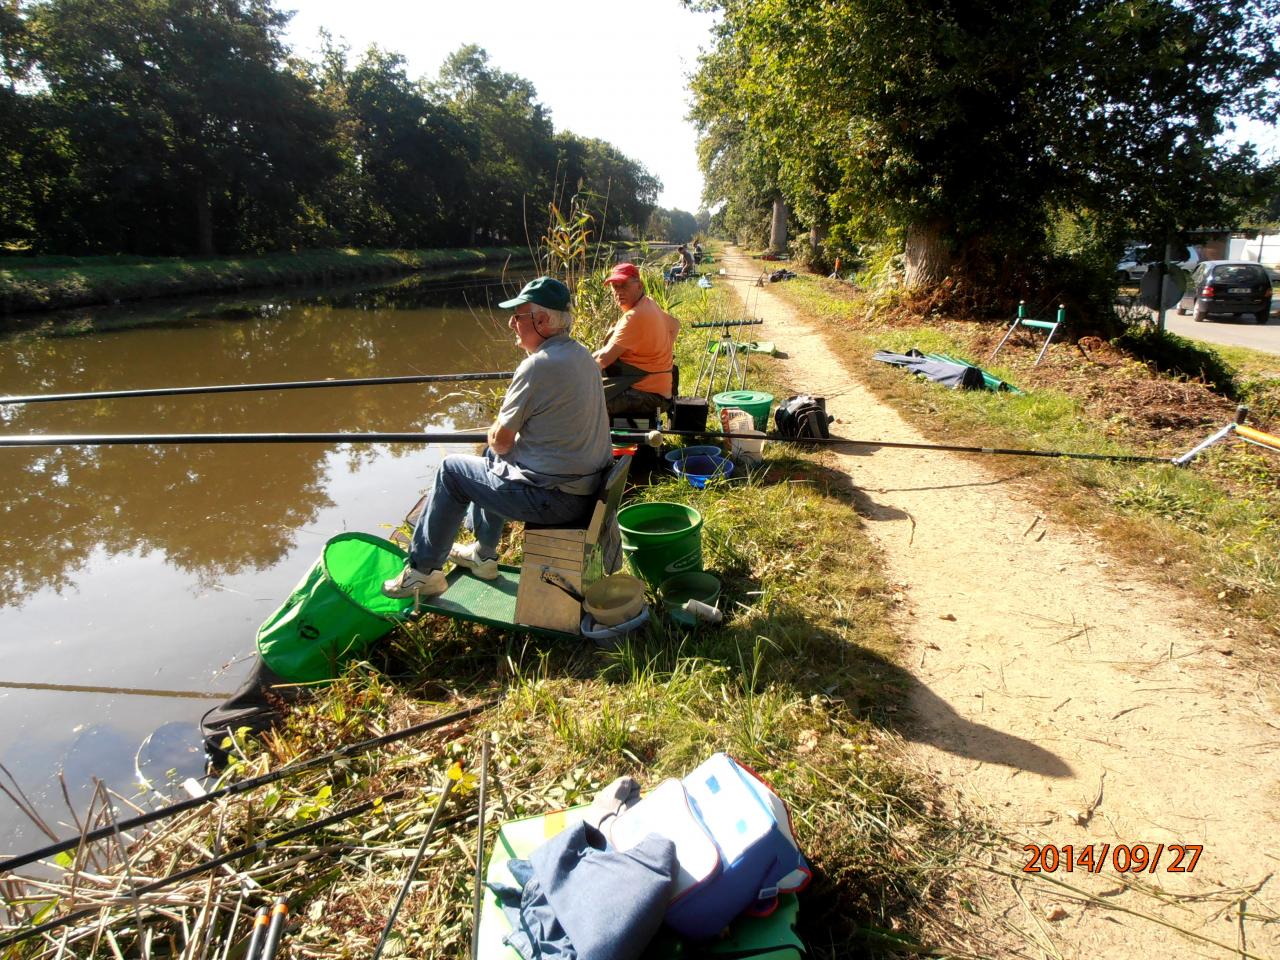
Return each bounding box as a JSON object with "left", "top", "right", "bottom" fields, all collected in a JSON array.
[
  {"left": 0, "top": 1, "right": 661, "bottom": 255},
  {"left": 691, "top": 0, "right": 1280, "bottom": 299}
]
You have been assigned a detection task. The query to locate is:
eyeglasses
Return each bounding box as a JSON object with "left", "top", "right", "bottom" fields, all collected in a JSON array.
[{"left": 510, "top": 309, "right": 537, "bottom": 324}]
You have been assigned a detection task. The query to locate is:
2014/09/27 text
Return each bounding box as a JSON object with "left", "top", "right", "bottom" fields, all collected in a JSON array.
[{"left": 1022, "top": 844, "right": 1201, "bottom": 874}]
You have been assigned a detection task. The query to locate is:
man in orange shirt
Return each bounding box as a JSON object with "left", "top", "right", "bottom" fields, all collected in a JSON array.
[{"left": 595, "top": 262, "right": 680, "bottom": 419}]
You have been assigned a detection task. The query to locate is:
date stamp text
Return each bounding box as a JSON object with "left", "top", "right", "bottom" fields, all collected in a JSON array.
[{"left": 1022, "top": 843, "right": 1201, "bottom": 874}]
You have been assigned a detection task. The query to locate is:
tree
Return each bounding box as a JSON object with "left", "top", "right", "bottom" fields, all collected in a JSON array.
[
  {"left": 24, "top": 0, "right": 336, "bottom": 254},
  {"left": 310, "top": 40, "right": 470, "bottom": 247},
  {"left": 552, "top": 132, "right": 661, "bottom": 239},
  {"left": 432, "top": 45, "right": 556, "bottom": 244},
  {"left": 690, "top": 0, "right": 1280, "bottom": 301}
]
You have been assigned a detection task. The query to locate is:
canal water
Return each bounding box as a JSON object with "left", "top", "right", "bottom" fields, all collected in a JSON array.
[{"left": 0, "top": 270, "right": 529, "bottom": 856}]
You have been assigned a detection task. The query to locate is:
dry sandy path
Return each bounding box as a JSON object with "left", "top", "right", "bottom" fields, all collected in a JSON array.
[{"left": 718, "top": 250, "right": 1280, "bottom": 958}]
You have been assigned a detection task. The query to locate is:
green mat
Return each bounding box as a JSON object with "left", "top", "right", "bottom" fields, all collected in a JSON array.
[
  {"left": 412, "top": 564, "right": 578, "bottom": 638},
  {"left": 477, "top": 806, "right": 805, "bottom": 959}
]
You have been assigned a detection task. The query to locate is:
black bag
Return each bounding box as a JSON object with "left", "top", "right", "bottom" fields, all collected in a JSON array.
[{"left": 774, "top": 394, "right": 833, "bottom": 439}]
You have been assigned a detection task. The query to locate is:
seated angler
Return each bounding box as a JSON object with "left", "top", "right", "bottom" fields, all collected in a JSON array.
[
  {"left": 594, "top": 262, "right": 680, "bottom": 420},
  {"left": 383, "top": 276, "right": 612, "bottom": 600}
]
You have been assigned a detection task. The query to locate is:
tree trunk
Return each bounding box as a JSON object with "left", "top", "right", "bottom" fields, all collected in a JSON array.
[
  {"left": 904, "top": 220, "right": 951, "bottom": 290},
  {"left": 195, "top": 179, "right": 214, "bottom": 256},
  {"left": 768, "top": 196, "right": 788, "bottom": 253},
  {"left": 809, "top": 222, "right": 828, "bottom": 264}
]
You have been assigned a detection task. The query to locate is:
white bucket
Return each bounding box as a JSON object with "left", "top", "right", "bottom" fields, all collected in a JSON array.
[{"left": 720, "top": 407, "right": 766, "bottom": 464}]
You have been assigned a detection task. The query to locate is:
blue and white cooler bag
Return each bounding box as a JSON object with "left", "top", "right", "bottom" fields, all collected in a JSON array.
[{"left": 608, "top": 752, "right": 811, "bottom": 939}]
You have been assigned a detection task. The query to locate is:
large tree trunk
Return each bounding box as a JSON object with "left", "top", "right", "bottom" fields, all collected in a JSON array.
[
  {"left": 904, "top": 220, "right": 951, "bottom": 290},
  {"left": 768, "top": 196, "right": 788, "bottom": 253},
  {"left": 809, "top": 221, "right": 828, "bottom": 263}
]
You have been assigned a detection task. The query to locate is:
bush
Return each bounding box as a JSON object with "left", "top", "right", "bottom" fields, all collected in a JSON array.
[{"left": 1113, "top": 325, "right": 1239, "bottom": 398}]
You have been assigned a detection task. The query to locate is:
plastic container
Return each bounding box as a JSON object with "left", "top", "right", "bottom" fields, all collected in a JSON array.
[
  {"left": 720, "top": 408, "right": 766, "bottom": 465},
  {"left": 659, "top": 572, "right": 722, "bottom": 626},
  {"left": 712, "top": 390, "right": 774, "bottom": 430},
  {"left": 664, "top": 444, "right": 723, "bottom": 470},
  {"left": 672, "top": 454, "right": 735, "bottom": 489},
  {"left": 617, "top": 502, "right": 704, "bottom": 587}
]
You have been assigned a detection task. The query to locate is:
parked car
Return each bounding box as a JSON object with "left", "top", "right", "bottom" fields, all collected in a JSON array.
[
  {"left": 1175, "top": 260, "right": 1273, "bottom": 323},
  {"left": 1116, "top": 246, "right": 1152, "bottom": 282},
  {"left": 1116, "top": 244, "right": 1201, "bottom": 283}
]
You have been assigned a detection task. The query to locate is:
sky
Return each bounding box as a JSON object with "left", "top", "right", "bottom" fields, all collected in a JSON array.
[{"left": 283, "top": 0, "right": 720, "bottom": 213}]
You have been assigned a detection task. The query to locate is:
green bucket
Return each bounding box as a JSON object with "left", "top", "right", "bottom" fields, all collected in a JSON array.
[
  {"left": 617, "top": 502, "right": 704, "bottom": 587},
  {"left": 712, "top": 390, "right": 774, "bottom": 430},
  {"left": 256, "top": 532, "right": 413, "bottom": 683}
]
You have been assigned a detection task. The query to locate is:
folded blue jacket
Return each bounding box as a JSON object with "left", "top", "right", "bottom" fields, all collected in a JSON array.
[{"left": 489, "top": 821, "right": 676, "bottom": 960}]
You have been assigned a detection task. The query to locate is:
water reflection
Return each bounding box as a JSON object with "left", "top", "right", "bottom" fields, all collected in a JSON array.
[{"left": 0, "top": 271, "right": 527, "bottom": 855}]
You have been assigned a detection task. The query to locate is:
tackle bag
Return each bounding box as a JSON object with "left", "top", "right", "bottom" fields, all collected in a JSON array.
[
  {"left": 774, "top": 394, "right": 833, "bottom": 439},
  {"left": 607, "top": 753, "right": 811, "bottom": 940},
  {"left": 256, "top": 533, "right": 413, "bottom": 683}
]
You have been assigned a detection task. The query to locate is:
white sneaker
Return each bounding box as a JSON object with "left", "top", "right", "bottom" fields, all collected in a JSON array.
[
  {"left": 382, "top": 566, "right": 448, "bottom": 599},
  {"left": 448, "top": 541, "right": 499, "bottom": 580}
]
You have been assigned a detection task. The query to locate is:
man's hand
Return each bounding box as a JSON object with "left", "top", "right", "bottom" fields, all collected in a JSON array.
[{"left": 488, "top": 420, "right": 516, "bottom": 456}]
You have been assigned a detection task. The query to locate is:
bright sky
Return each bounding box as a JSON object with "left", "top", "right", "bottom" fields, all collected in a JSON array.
[{"left": 283, "top": 0, "right": 719, "bottom": 213}]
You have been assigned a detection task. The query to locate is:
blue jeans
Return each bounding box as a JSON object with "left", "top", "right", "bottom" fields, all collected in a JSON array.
[{"left": 409, "top": 451, "right": 596, "bottom": 573}]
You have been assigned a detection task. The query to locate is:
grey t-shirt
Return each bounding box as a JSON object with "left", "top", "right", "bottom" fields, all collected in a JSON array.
[{"left": 494, "top": 332, "right": 612, "bottom": 495}]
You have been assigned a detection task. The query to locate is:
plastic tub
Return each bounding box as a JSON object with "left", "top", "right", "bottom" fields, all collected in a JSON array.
[
  {"left": 617, "top": 502, "right": 704, "bottom": 587},
  {"left": 720, "top": 408, "right": 766, "bottom": 465},
  {"left": 672, "top": 454, "right": 735, "bottom": 489},
  {"left": 664, "top": 444, "right": 723, "bottom": 468},
  {"left": 659, "top": 572, "right": 722, "bottom": 626},
  {"left": 712, "top": 390, "right": 774, "bottom": 430}
]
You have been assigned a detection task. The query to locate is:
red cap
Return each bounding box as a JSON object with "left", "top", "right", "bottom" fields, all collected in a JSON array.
[{"left": 604, "top": 262, "right": 640, "bottom": 285}]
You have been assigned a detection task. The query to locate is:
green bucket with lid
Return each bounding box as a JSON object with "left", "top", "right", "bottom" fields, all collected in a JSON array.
[{"left": 712, "top": 390, "right": 774, "bottom": 431}]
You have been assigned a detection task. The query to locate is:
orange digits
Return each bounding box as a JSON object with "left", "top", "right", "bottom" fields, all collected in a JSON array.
[{"left": 1020, "top": 843, "right": 1200, "bottom": 873}]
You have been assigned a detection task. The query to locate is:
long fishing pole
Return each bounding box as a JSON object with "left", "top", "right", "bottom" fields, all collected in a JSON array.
[
  {"left": 0, "top": 371, "right": 514, "bottom": 407},
  {"left": 371, "top": 769, "right": 459, "bottom": 960},
  {"left": 0, "top": 787, "right": 408, "bottom": 950},
  {"left": 0, "top": 679, "right": 230, "bottom": 699},
  {"left": 0, "top": 431, "right": 490, "bottom": 448},
  {"left": 0, "top": 700, "right": 495, "bottom": 875},
  {"left": 616, "top": 427, "right": 1172, "bottom": 465}
]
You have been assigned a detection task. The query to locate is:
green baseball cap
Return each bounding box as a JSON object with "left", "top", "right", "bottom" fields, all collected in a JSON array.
[{"left": 499, "top": 276, "right": 571, "bottom": 311}]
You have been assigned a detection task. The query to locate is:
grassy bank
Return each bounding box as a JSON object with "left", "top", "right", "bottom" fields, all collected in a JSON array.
[
  {"left": 0, "top": 276, "right": 981, "bottom": 958},
  {"left": 0, "top": 247, "right": 530, "bottom": 316},
  {"left": 749, "top": 257, "right": 1280, "bottom": 645}
]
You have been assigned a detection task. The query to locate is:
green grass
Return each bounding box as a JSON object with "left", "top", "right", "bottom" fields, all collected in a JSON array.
[
  {"left": 756, "top": 268, "right": 1280, "bottom": 640},
  {"left": 0, "top": 246, "right": 530, "bottom": 316}
]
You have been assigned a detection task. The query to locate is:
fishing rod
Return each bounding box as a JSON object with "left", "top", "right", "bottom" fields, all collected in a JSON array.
[
  {"left": 371, "top": 767, "right": 460, "bottom": 960},
  {"left": 0, "top": 679, "right": 230, "bottom": 700},
  {"left": 0, "top": 700, "right": 495, "bottom": 875},
  {"left": 0, "top": 787, "right": 409, "bottom": 950},
  {"left": 616, "top": 427, "right": 1172, "bottom": 466},
  {"left": 0, "top": 431, "right": 490, "bottom": 449},
  {"left": 0, "top": 371, "right": 515, "bottom": 407},
  {"left": 690, "top": 319, "right": 763, "bottom": 329}
]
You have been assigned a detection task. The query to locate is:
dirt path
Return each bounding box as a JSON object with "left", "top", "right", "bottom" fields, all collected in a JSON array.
[{"left": 718, "top": 250, "right": 1280, "bottom": 958}]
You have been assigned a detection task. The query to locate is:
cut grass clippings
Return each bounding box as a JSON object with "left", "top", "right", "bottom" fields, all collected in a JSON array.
[{"left": 748, "top": 258, "right": 1280, "bottom": 644}]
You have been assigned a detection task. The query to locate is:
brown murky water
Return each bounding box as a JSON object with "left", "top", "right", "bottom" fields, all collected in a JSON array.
[{"left": 0, "top": 271, "right": 526, "bottom": 854}]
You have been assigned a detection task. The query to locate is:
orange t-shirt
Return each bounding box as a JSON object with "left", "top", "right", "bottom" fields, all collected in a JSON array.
[{"left": 603, "top": 296, "right": 680, "bottom": 396}]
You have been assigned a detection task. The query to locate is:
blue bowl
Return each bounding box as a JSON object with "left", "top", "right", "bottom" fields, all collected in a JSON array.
[
  {"left": 664, "top": 445, "right": 722, "bottom": 467},
  {"left": 673, "top": 454, "right": 735, "bottom": 489}
]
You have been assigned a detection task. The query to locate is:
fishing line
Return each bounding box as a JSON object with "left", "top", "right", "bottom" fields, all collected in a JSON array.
[
  {"left": 0, "top": 371, "right": 515, "bottom": 407},
  {"left": 0, "top": 701, "right": 495, "bottom": 875}
]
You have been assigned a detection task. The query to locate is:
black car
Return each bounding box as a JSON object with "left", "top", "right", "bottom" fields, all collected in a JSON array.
[{"left": 1176, "top": 260, "right": 1273, "bottom": 323}]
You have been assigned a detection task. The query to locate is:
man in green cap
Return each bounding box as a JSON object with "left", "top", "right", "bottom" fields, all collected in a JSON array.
[{"left": 384, "top": 276, "right": 612, "bottom": 599}]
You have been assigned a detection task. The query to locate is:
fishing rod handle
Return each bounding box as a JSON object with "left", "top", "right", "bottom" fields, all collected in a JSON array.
[{"left": 690, "top": 319, "right": 763, "bottom": 328}]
